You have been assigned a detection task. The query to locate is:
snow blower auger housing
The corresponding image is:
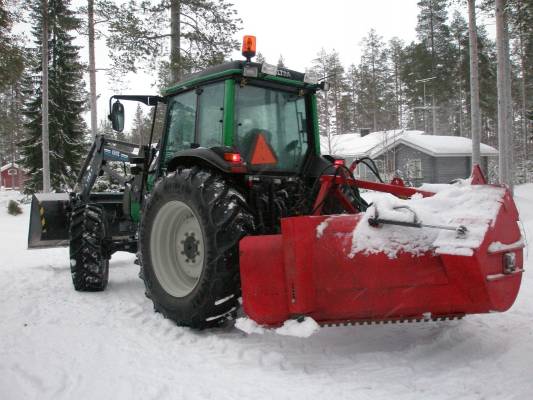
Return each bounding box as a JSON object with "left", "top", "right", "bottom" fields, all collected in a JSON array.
[
  {"left": 240, "top": 166, "right": 524, "bottom": 326},
  {"left": 28, "top": 35, "right": 524, "bottom": 329}
]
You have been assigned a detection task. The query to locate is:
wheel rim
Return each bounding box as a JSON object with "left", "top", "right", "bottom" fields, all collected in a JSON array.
[{"left": 150, "top": 200, "right": 205, "bottom": 297}]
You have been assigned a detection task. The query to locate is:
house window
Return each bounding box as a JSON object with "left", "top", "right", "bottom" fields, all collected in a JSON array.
[
  {"left": 406, "top": 159, "right": 423, "bottom": 179},
  {"left": 374, "top": 159, "right": 384, "bottom": 174},
  {"left": 353, "top": 162, "right": 365, "bottom": 179}
]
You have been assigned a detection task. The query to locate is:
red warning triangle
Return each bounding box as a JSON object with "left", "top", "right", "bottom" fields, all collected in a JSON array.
[{"left": 250, "top": 133, "right": 278, "bottom": 165}]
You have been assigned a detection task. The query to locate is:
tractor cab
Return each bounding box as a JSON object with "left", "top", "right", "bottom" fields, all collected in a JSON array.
[
  {"left": 158, "top": 65, "right": 325, "bottom": 177},
  {"left": 109, "top": 36, "right": 327, "bottom": 181}
]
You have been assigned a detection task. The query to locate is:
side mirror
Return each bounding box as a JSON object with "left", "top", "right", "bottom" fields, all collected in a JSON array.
[
  {"left": 319, "top": 81, "right": 330, "bottom": 91},
  {"left": 109, "top": 100, "right": 125, "bottom": 132}
]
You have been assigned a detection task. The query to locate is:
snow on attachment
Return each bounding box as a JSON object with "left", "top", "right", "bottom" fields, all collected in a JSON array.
[{"left": 350, "top": 184, "right": 506, "bottom": 259}]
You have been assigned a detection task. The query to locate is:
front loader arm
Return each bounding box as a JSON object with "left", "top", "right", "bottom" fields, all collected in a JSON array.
[{"left": 75, "top": 135, "right": 144, "bottom": 203}]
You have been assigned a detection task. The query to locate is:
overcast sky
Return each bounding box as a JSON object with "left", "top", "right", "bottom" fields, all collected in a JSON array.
[
  {"left": 228, "top": 0, "right": 420, "bottom": 70},
  {"left": 72, "top": 0, "right": 437, "bottom": 131}
]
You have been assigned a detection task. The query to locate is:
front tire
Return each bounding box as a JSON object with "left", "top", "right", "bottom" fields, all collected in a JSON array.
[
  {"left": 139, "top": 167, "right": 253, "bottom": 329},
  {"left": 69, "top": 204, "right": 110, "bottom": 291}
]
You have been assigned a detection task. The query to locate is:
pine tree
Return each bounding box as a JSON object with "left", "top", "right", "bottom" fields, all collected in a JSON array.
[
  {"left": 0, "top": 0, "right": 24, "bottom": 90},
  {"left": 388, "top": 37, "right": 406, "bottom": 129},
  {"left": 312, "top": 49, "right": 332, "bottom": 144},
  {"left": 130, "top": 104, "right": 152, "bottom": 145},
  {"left": 344, "top": 64, "right": 360, "bottom": 132},
  {"left": 509, "top": 0, "right": 533, "bottom": 181},
  {"left": 416, "top": 0, "right": 451, "bottom": 69},
  {"left": 0, "top": 72, "right": 26, "bottom": 165},
  {"left": 103, "top": 0, "right": 242, "bottom": 83},
  {"left": 449, "top": 10, "right": 468, "bottom": 136},
  {"left": 414, "top": 0, "right": 455, "bottom": 134},
  {"left": 312, "top": 49, "right": 347, "bottom": 153},
  {"left": 0, "top": 0, "right": 26, "bottom": 173},
  {"left": 358, "top": 29, "right": 393, "bottom": 131},
  {"left": 19, "top": 0, "right": 88, "bottom": 193}
]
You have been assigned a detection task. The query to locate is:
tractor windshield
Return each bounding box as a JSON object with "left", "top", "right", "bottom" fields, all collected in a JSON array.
[{"left": 235, "top": 85, "right": 309, "bottom": 172}]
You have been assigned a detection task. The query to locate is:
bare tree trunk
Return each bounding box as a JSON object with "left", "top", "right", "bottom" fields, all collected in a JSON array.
[
  {"left": 504, "top": 21, "right": 514, "bottom": 189},
  {"left": 88, "top": 0, "right": 97, "bottom": 138},
  {"left": 456, "top": 34, "right": 464, "bottom": 137},
  {"left": 372, "top": 57, "right": 377, "bottom": 132},
  {"left": 519, "top": 33, "right": 527, "bottom": 179},
  {"left": 495, "top": 0, "right": 513, "bottom": 188},
  {"left": 42, "top": 0, "right": 50, "bottom": 193},
  {"left": 458, "top": 80, "right": 464, "bottom": 136},
  {"left": 468, "top": 0, "right": 481, "bottom": 169},
  {"left": 170, "top": 0, "right": 181, "bottom": 83},
  {"left": 432, "top": 95, "right": 437, "bottom": 135}
]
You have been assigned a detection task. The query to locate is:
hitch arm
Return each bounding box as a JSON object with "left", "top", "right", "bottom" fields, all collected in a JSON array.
[{"left": 368, "top": 216, "right": 468, "bottom": 237}]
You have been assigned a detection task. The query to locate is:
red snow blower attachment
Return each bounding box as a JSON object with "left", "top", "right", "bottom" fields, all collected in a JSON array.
[{"left": 240, "top": 166, "right": 524, "bottom": 326}]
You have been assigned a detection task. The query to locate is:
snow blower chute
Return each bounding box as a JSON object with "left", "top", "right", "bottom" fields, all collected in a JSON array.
[{"left": 240, "top": 166, "right": 524, "bottom": 326}]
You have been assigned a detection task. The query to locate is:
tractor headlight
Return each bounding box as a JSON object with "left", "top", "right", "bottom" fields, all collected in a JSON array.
[
  {"left": 304, "top": 70, "right": 319, "bottom": 84},
  {"left": 261, "top": 62, "right": 278, "bottom": 76},
  {"left": 243, "top": 63, "right": 259, "bottom": 78}
]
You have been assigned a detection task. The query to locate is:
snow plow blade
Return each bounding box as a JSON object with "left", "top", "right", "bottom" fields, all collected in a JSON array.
[
  {"left": 28, "top": 193, "right": 71, "bottom": 249},
  {"left": 239, "top": 182, "right": 523, "bottom": 327}
]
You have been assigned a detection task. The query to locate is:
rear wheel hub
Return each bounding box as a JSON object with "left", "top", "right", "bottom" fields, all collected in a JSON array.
[
  {"left": 150, "top": 200, "right": 205, "bottom": 297},
  {"left": 181, "top": 233, "right": 200, "bottom": 263}
]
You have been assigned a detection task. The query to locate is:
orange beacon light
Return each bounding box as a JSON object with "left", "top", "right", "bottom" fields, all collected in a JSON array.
[{"left": 242, "top": 35, "right": 256, "bottom": 61}]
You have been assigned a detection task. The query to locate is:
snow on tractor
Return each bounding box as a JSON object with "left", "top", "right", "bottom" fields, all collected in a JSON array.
[{"left": 28, "top": 36, "right": 524, "bottom": 330}]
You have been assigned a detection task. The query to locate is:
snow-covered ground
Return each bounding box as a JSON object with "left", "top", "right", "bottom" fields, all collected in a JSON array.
[{"left": 1, "top": 186, "right": 532, "bottom": 400}]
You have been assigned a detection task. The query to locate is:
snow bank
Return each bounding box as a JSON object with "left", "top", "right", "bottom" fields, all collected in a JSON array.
[
  {"left": 235, "top": 317, "right": 265, "bottom": 335},
  {"left": 236, "top": 317, "right": 320, "bottom": 338},
  {"left": 275, "top": 317, "right": 320, "bottom": 338},
  {"left": 351, "top": 183, "right": 505, "bottom": 258}
]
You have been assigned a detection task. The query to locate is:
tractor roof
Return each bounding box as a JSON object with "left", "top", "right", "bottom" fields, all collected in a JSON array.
[{"left": 163, "top": 61, "right": 319, "bottom": 96}]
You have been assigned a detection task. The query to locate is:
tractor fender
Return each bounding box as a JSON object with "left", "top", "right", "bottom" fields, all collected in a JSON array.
[{"left": 165, "top": 148, "right": 234, "bottom": 174}]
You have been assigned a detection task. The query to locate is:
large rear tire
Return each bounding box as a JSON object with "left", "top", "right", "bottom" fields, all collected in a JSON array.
[
  {"left": 69, "top": 204, "right": 110, "bottom": 291},
  {"left": 139, "top": 167, "right": 253, "bottom": 329}
]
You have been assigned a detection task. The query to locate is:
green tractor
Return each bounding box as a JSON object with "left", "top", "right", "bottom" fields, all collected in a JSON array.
[
  {"left": 28, "top": 38, "right": 525, "bottom": 329},
  {"left": 29, "top": 37, "right": 337, "bottom": 328}
]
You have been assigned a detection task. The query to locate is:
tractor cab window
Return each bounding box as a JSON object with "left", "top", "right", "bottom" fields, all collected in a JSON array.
[
  {"left": 198, "top": 82, "right": 224, "bottom": 147},
  {"left": 163, "top": 83, "right": 225, "bottom": 165},
  {"left": 235, "top": 84, "right": 309, "bottom": 172},
  {"left": 164, "top": 91, "right": 197, "bottom": 161}
]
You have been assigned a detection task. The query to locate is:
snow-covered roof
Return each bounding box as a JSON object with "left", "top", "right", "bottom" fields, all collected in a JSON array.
[
  {"left": 321, "top": 130, "right": 499, "bottom": 158},
  {"left": 0, "top": 163, "right": 21, "bottom": 172},
  {"left": 321, "top": 130, "right": 420, "bottom": 158},
  {"left": 374, "top": 134, "right": 499, "bottom": 158}
]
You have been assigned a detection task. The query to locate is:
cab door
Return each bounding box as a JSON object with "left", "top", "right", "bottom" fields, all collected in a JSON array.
[{"left": 162, "top": 81, "right": 226, "bottom": 167}]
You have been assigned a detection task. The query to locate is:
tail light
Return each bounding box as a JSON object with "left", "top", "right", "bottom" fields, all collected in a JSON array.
[{"left": 223, "top": 152, "right": 242, "bottom": 163}]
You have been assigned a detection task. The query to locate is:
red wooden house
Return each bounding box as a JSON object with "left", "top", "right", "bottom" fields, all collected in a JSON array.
[{"left": 0, "top": 163, "right": 27, "bottom": 191}]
